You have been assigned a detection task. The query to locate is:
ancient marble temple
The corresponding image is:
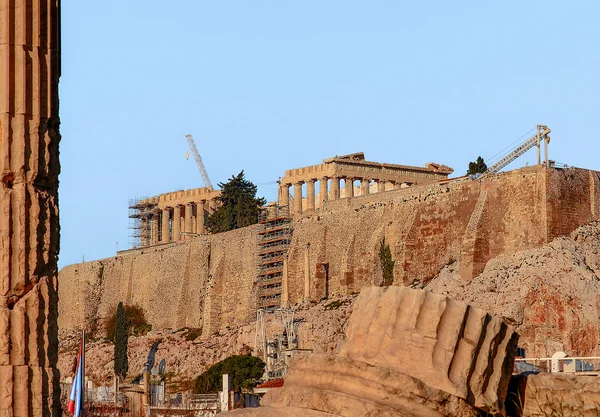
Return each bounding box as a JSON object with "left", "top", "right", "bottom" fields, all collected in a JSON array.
[{"left": 0, "top": 0, "right": 61, "bottom": 415}]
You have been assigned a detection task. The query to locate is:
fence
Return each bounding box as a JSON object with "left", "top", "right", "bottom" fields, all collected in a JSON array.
[{"left": 514, "top": 356, "right": 600, "bottom": 375}]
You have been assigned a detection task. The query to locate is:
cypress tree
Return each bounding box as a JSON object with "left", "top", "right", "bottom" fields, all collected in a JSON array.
[
  {"left": 379, "top": 238, "right": 394, "bottom": 286},
  {"left": 113, "top": 302, "right": 129, "bottom": 381}
]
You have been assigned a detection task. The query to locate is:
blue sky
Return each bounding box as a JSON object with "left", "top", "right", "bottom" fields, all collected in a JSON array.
[{"left": 59, "top": 1, "right": 599, "bottom": 268}]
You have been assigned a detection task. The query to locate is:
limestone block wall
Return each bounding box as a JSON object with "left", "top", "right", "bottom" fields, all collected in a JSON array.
[
  {"left": 285, "top": 166, "right": 600, "bottom": 305},
  {"left": 59, "top": 225, "right": 259, "bottom": 336},
  {"left": 59, "top": 166, "right": 600, "bottom": 337}
]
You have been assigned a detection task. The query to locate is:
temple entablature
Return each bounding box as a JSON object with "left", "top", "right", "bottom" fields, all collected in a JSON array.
[
  {"left": 131, "top": 187, "right": 222, "bottom": 248},
  {"left": 279, "top": 152, "right": 453, "bottom": 216}
]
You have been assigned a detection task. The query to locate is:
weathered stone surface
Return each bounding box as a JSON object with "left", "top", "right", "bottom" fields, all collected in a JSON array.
[
  {"left": 229, "top": 287, "right": 517, "bottom": 416},
  {"left": 521, "top": 373, "right": 600, "bottom": 417},
  {"left": 0, "top": 0, "right": 61, "bottom": 415},
  {"left": 251, "top": 355, "right": 476, "bottom": 417},
  {"left": 428, "top": 221, "right": 600, "bottom": 358},
  {"left": 339, "top": 287, "right": 518, "bottom": 413}
]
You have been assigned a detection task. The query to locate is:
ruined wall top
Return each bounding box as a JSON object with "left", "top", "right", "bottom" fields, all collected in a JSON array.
[
  {"left": 141, "top": 187, "right": 221, "bottom": 209},
  {"left": 282, "top": 152, "right": 454, "bottom": 185}
]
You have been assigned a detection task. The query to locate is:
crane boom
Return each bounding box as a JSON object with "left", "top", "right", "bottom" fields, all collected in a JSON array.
[
  {"left": 480, "top": 125, "right": 551, "bottom": 179},
  {"left": 185, "top": 134, "right": 214, "bottom": 189}
]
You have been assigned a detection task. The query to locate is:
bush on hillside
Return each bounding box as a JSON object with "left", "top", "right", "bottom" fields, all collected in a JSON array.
[
  {"left": 193, "top": 355, "right": 265, "bottom": 394},
  {"left": 105, "top": 304, "right": 152, "bottom": 341}
]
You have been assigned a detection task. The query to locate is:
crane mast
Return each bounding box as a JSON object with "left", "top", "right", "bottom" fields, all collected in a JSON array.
[
  {"left": 480, "top": 125, "right": 551, "bottom": 179},
  {"left": 185, "top": 134, "right": 214, "bottom": 189}
]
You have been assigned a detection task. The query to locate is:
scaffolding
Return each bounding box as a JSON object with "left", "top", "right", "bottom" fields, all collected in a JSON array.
[
  {"left": 254, "top": 308, "right": 301, "bottom": 379},
  {"left": 256, "top": 205, "right": 292, "bottom": 310},
  {"left": 128, "top": 197, "right": 158, "bottom": 248}
]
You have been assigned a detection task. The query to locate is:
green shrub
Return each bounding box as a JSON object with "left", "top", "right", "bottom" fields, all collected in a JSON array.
[
  {"left": 105, "top": 304, "right": 152, "bottom": 341},
  {"left": 193, "top": 355, "right": 265, "bottom": 394}
]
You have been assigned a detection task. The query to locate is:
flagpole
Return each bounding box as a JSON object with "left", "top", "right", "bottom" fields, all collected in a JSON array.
[{"left": 82, "top": 329, "right": 86, "bottom": 417}]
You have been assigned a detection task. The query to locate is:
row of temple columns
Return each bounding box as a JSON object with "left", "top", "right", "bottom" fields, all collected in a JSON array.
[
  {"left": 147, "top": 199, "right": 217, "bottom": 245},
  {"left": 280, "top": 177, "right": 402, "bottom": 216}
]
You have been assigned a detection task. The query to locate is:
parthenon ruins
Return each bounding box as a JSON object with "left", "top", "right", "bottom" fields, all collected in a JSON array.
[
  {"left": 130, "top": 152, "right": 454, "bottom": 248},
  {"left": 129, "top": 187, "right": 221, "bottom": 246},
  {"left": 279, "top": 152, "right": 454, "bottom": 216}
]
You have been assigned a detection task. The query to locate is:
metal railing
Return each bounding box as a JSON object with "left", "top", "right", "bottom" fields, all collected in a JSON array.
[{"left": 514, "top": 356, "right": 600, "bottom": 375}]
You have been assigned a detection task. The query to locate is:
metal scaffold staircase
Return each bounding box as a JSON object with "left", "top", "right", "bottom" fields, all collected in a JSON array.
[{"left": 256, "top": 205, "right": 293, "bottom": 309}]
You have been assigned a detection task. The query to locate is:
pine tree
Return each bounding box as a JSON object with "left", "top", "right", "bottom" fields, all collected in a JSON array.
[
  {"left": 206, "top": 171, "right": 266, "bottom": 233},
  {"left": 113, "top": 302, "right": 129, "bottom": 381},
  {"left": 467, "top": 156, "right": 488, "bottom": 175}
]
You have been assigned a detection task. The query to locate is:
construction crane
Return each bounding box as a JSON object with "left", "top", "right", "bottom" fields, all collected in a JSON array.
[
  {"left": 479, "top": 125, "right": 551, "bottom": 179},
  {"left": 185, "top": 134, "right": 214, "bottom": 189}
]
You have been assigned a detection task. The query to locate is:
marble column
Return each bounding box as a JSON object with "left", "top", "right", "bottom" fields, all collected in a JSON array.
[
  {"left": 331, "top": 177, "right": 341, "bottom": 200},
  {"left": 319, "top": 178, "right": 328, "bottom": 208},
  {"left": 162, "top": 208, "right": 171, "bottom": 243},
  {"left": 197, "top": 200, "right": 206, "bottom": 234},
  {"left": 306, "top": 180, "right": 316, "bottom": 212},
  {"left": 280, "top": 183, "right": 291, "bottom": 208},
  {"left": 173, "top": 205, "right": 182, "bottom": 241},
  {"left": 361, "top": 179, "right": 370, "bottom": 196},
  {"left": 376, "top": 180, "right": 385, "bottom": 193},
  {"left": 151, "top": 212, "right": 160, "bottom": 245},
  {"left": 185, "top": 203, "right": 193, "bottom": 238},
  {"left": 0, "top": 1, "right": 62, "bottom": 413},
  {"left": 294, "top": 182, "right": 303, "bottom": 216},
  {"left": 346, "top": 178, "right": 354, "bottom": 198}
]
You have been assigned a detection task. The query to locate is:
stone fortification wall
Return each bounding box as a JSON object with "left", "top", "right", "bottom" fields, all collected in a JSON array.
[
  {"left": 59, "top": 225, "right": 259, "bottom": 335},
  {"left": 286, "top": 166, "right": 600, "bottom": 304},
  {"left": 59, "top": 166, "right": 600, "bottom": 335}
]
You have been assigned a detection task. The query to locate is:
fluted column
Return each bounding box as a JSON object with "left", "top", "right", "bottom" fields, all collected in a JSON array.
[
  {"left": 345, "top": 178, "right": 354, "bottom": 198},
  {"left": 0, "top": 1, "right": 62, "bottom": 413},
  {"left": 331, "top": 177, "right": 341, "bottom": 200},
  {"left": 376, "top": 179, "right": 385, "bottom": 193},
  {"left": 197, "top": 200, "right": 206, "bottom": 234},
  {"left": 307, "top": 180, "right": 316, "bottom": 212},
  {"left": 151, "top": 212, "right": 160, "bottom": 245},
  {"left": 280, "top": 183, "right": 291, "bottom": 208},
  {"left": 185, "top": 203, "right": 193, "bottom": 239},
  {"left": 319, "top": 178, "right": 328, "bottom": 208},
  {"left": 361, "top": 179, "right": 370, "bottom": 196},
  {"left": 173, "top": 205, "right": 182, "bottom": 241},
  {"left": 294, "top": 182, "right": 303, "bottom": 216},
  {"left": 162, "top": 208, "right": 171, "bottom": 243}
]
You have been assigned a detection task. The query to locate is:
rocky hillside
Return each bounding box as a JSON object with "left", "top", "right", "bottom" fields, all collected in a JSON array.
[
  {"left": 427, "top": 221, "right": 600, "bottom": 358},
  {"left": 58, "top": 295, "right": 355, "bottom": 387},
  {"left": 59, "top": 221, "right": 600, "bottom": 385}
]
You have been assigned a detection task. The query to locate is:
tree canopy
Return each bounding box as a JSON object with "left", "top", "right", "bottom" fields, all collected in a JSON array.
[
  {"left": 206, "top": 171, "right": 266, "bottom": 233},
  {"left": 193, "top": 355, "right": 265, "bottom": 394},
  {"left": 467, "top": 156, "right": 488, "bottom": 175}
]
